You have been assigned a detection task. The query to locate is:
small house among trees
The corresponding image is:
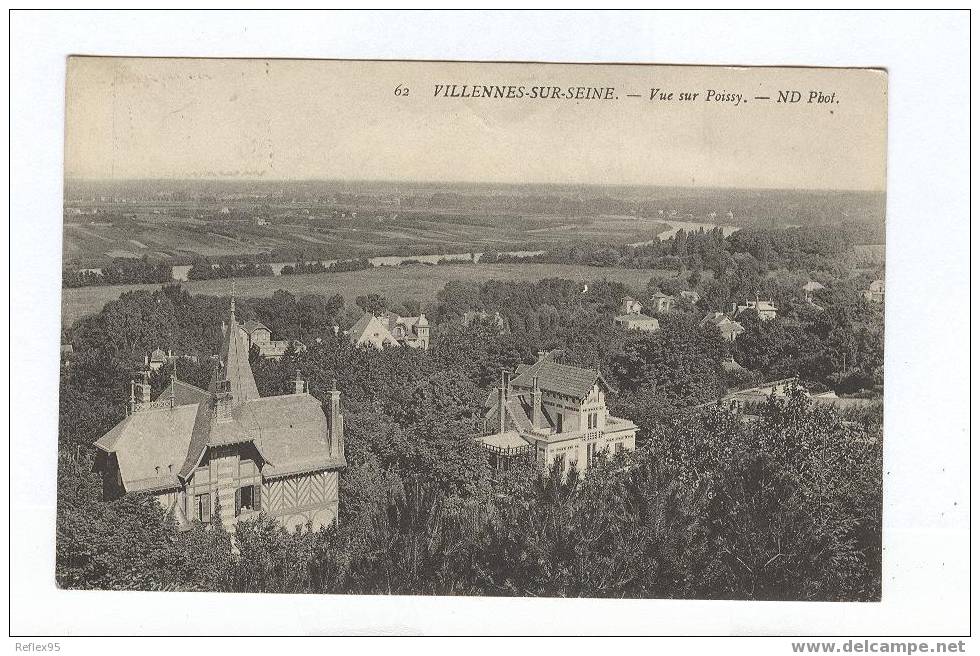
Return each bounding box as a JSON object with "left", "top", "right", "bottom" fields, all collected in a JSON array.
[
  {"left": 238, "top": 319, "right": 307, "bottom": 360},
  {"left": 613, "top": 296, "right": 660, "bottom": 333},
  {"left": 348, "top": 311, "right": 430, "bottom": 350}
]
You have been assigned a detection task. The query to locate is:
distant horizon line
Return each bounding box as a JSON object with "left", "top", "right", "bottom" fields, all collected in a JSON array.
[{"left": 63, "top": 176, "right": 886, "bottom": 194}]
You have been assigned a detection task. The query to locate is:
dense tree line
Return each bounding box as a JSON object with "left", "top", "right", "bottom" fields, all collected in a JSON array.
[
  {"left": 489, "top": 223, "right": 882, "bottom": 279},
  {"left": 187, "top": 258, "right": 274, "bottom": 280},
  {"left": 280, "top": 258, "right": 374, "bottom": 276},
  {"left": 63, "top": 257, "right": 174, "bottom": 288},
  {"left": 57, "top": 270, "right": 883, "bottom": 599}
]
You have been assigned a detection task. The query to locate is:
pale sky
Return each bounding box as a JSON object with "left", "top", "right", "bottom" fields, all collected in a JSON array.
[{"left": 65, "top": 58, "right": 887, "bottom": 190}]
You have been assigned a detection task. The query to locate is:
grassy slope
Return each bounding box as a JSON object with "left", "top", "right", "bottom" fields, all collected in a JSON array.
[{"left": 61, "top": 262, "right": 671, "bottom": 327}]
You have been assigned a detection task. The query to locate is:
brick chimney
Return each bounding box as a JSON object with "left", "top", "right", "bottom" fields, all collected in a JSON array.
[
  {"left": 537, "top": 350, "right": 548, "bottom": 362},
  {"left": 497, "top": 369, "right": 509, "bottom": 434},
  {"left": 531, "top": 375, "right": 545, "bottom": 430},
  {"left": 293, "top": 369, "right": 306, "bottom": 394},
  {"left": 136, "top": 371, "right": 151, "bottom": 405},
  {"left": 128, "top": 379, "right": 137, "bottom": 414},
  {"left": 326, "top": 378, "right": 344, "bottom": 457}
]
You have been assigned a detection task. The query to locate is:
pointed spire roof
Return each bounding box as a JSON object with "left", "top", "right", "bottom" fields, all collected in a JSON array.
[{"left": 218, "top": 291, "right": 260, "bottom": 405}]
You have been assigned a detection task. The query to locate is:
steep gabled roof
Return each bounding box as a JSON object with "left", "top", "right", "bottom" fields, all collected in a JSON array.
[
  {"left": 701, "top": 312, "right": 732, "bottom": 326},
  {"left": 701, "top": 312, "right": 744, "bottom": 335},
  {"left": 509, "top": 352, "right": 613, "bottom": 400},
  {"left": 246, "top": 394, "right": 346, "bottom": 478},
  {"left": 94, "top": 403, "right": 199, "bottom": 493},
  {"left": 178, "top": 398, "right": 216, "bottom": 478},
  {"left": 349, "top": 312, "right": 400, "bottom": 347},
  {"left": 349, "top": 312, "right": 375, "bottom": 338},
  {"left": 100, "top": 298, "right": 346, "bottom": 490},
  {"left": 220, "top": 305, "right": 260, "bottom": 404},
  {"left": 505, "top": 396, "right": 536, "bottom": 433}
]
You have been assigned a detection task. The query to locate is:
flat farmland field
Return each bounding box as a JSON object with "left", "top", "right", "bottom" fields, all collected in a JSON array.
[
  {"left": 63, "top": 205, "right": 673, "bottom": 268},
  {"left": 61, "top": 262, "right": 670, "bottom": 327}
]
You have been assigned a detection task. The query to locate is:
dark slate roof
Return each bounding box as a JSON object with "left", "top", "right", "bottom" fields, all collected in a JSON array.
[
  {"left": 221, "top": 311, "right": 260, "bottom": 404},
  {"left": 508, "top": 352, "right": 613, "bottom": 400},
  {"left": 158, "top": 379, "right": 209, "bottom": 407},
  {"left": 349, "top": 312, "right": 375, "bottom": 337},
  {"left": 505, "top": 396, "right": 536, "bottom": 433},
  {"left": 178, "top": 398, "right": 216, "bottom": 478},
  {"left": 483, "top": 391, "right": 553, "bottom": 433}
]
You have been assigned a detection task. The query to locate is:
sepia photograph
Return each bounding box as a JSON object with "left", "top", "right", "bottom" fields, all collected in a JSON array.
[
  {"left": 7, "top": 7, "right": 971, "bottom": 641},
  {"left": 57, "top": 56, "right": 888, "bottom": 602}
]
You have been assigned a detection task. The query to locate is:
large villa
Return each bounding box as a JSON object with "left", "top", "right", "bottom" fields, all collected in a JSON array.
[
  {"left": 93, "top": 298, "right": 347, "bottom": 533},
  {"left": 478, "top": 351, "right": 638, "bottom": 474}
]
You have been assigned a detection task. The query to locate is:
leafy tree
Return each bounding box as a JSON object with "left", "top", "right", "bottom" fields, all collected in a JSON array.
[
  {"left": 609, "top": 313, "right": 727, "bottom": 404},
  {"left": 355, "top": 293, "right": 389, "bottom": 315},
  {"left": 57, "top": 454, "right": 190, "bottom": 590}
]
